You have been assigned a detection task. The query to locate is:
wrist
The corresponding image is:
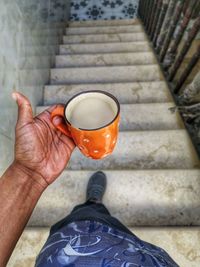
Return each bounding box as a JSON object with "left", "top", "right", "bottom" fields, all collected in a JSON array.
[{"left": 8, "top": 162, "right": 47, "bottom": 195}]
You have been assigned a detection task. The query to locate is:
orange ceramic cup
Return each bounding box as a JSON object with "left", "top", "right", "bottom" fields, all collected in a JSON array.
[{"left": 51, "top": 91, "right": 120, "bottom": 160}]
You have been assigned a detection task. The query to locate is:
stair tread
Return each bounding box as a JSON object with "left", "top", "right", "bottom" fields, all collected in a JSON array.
[
  {"left": 37, "top": 103, "right": 184, "bottom": 130},
  {"left": 68, "top": 19, "right": 140, "bottom": 27},
  {"left": 50, "top": 65, "right": 164, "bottom": 84},
  {"left": 67, "top": 130, "right": 199, "bottom": 170},
  {"left": 44, "top": 82, "right": 172, "bottom": 104},
  {"left": 63, "top": 32, "right": 147, "bottom": 44},
  {"left": 55, "top": 52, "right": 157, "bottom": 67},
  {"left": 66, "top": 25, "right": 143, "bottom": 35},
  {"left": 8, "top": 226, "right": 200, "bottom": 267},
  {"left": 29, "top": 169, "right": 200, "bottom": 227},
  {"left": 60, "top": 42, "right": 151, "bottom": 54}
]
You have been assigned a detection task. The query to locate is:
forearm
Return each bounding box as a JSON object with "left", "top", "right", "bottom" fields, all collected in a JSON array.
[{"left": 0, "top": 162, "right": 44, "bottom": 267}]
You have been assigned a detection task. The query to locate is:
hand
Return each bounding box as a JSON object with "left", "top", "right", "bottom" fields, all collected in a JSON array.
[{"left": 12, "top": 92, "right": 75, "bottom": 190}]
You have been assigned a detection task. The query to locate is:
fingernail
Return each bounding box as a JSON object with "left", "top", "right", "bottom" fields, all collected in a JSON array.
[
  {"left": 53, "top": 116, "right": 62, "bottom": 125},
  {"left": 12, "top": 92, "right": 18, "bottom": 101}
]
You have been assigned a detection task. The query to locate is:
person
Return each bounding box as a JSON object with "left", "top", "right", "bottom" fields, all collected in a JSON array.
[{"left": 0, "top": 92, "right": 179, "bottom": 267}]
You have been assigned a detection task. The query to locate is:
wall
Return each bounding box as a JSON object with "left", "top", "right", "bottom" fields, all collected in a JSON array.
[
  {"left": 70, "top": 0, "right": 139, "bottom": 20},
  {"left": 0, "top": 0, "right": 71, "bottom": 175}
]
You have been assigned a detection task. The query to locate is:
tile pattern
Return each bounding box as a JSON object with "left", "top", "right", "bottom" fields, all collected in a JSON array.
[{"left": 70, "top": 0, "right": 139, "bottom": 21}]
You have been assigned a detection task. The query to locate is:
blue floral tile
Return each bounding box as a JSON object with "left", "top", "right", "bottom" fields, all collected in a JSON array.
[{"left": 70, "top": 0, "right": 139, "bottom": 21}]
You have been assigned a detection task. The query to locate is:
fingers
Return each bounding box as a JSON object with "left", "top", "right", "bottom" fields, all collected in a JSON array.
[
  {"left": 12, "top": 92, "right": 33, "bottom": 128},
  {"left": 61, "top": 134, "right": 76, "bottom": 151},
  {"left": 52, "top": 116, "right": 63, "bottom": 126},
  {"left": 36, "top": 104, "right": 76, "bottom": 150}
]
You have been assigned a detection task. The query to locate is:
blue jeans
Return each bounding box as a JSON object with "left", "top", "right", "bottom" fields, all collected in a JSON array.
[{"left": 50, "top": 200, "right": 133, "bottom": 236}]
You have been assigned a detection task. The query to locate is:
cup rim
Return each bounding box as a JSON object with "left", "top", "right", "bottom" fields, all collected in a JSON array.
[{"left": 64, "top": 90, "right": 120, "bottom": 131}]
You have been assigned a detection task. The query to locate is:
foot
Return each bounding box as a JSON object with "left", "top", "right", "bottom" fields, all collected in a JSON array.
[{"left": 86, "top": 171, "right": 107, "bottom": 203}]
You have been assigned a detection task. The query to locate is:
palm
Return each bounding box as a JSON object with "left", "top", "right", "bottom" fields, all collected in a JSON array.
[{"left": 15, "top": 105, "right": 75, "bottom": 186}]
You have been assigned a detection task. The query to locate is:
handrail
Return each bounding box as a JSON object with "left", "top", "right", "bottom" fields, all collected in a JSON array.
[
  {"left": 174, "top": 44, "right": 200, "bottom": 93},
  {"left": 159, "top": 0, "right": 185, "bottom": 63},
  {"left": 168, "top": 15, "right": 200, "bottom": 82},
  {"left": 139, "top": 0, "right": 200, "bottom": 94},
  {"left": 138, "top": 0, "right": 200, "bottom": 157}
]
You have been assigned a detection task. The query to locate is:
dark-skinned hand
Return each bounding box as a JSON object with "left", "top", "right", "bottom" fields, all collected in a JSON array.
[{"left": 12, "top": 92, "right": 75, "bottom": 190}]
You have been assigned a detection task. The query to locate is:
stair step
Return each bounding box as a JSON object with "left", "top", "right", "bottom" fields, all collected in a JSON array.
[
  {"left": 50, "top": 65, "right": 163, "bottom": 84},
  {"left": 44, "top": 82, "right": 173, "bottom": 105},
  {"left": 67, "top": 131, "right": 199, "bottom": 170},
  {"left": 63, "top": 33, "right": 147, "bottom": 44},
  {"left": 8, "top": 226, "right": 200, "bottom": 267},
  {"left": 37, "top": 103, "right": 183, "bottom": 131},
  {"left": 7, "top": 228, "right": 49, "bottom": 267},
  {"left": 68, "top": 19, "right": 140, "bottom": 27},
  {"left": 66, "top": 25, "right": 143, "bottom": 35},
  {"left": 29, "top": 169, "right": 200, "bottom": 227},
  {"left": 60, "top": 42, "right": 151, "bottom": 54},
  {"left": 55, "top": 52, "right": 157, "bottom": 67},
  {"left": 32, "top": 116, "right": 199, "bottom": 169},
  {"left": 120, "top": 103, "right": 183, "bottom": 130}
]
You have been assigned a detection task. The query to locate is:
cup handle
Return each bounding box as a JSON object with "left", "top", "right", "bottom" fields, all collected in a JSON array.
[{"left": 51, "top": 106, "right": 72, "bottom": 138}]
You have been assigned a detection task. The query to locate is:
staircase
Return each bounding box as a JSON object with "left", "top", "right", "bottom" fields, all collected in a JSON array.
[{"left": 8, "top": 19, "right": 200, "bottom": 267}]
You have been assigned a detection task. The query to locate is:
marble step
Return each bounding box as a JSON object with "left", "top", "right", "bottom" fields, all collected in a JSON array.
[
  {"left": 68, "top": 19, "right": 140, "bottom": 27},
  {"left": 63, "top": 32, "right": 147, "bottom": 44},
  {"left": 66, "top": 131, "right": 199, "bottom": 170},
  {"left": 8, "top": 226, "right": 200, "bottom": 267},
  {"left": 37, "top": 103, "right": 184, "bottom": 131},
  {"left": 28, "top": 169, "right": 200, "bottom": 227},
  {"left": 30, "top": 114, "right": 199, "bottom": 168},
  {"left": 55, "top": 52, "right": 157, "bottom": 67},
  {"left": 66, "top": 25, "right": 143, "bottom": 35},
  {"left": 50, "top": 65, "right": 163, "bottom": 84},
  {"left": 60, "top": 42, "right": 151, "bottom": 54},
  {"left": 44, "top": 82, "right": 173, "bottom": 105}
]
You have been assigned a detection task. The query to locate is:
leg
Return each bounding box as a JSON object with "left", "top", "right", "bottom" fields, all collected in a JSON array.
[
  {"left": 50, "top": 171, "right": 108, "bottom": 234},
  {"left": 50, "top": 171, "right": 133, "bottom": 236},
  {"left": 71, "top": 200, "right": 111, "bottom": 215}
]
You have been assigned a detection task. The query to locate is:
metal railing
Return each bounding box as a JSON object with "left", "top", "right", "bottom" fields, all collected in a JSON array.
[{"left": 138, "top": 0, "right": 200, "bottom": 157}]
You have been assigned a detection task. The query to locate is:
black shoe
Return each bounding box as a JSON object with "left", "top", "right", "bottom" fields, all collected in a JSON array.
[{"left": 86, "top": 171, "right": 107, "bottom": 203}]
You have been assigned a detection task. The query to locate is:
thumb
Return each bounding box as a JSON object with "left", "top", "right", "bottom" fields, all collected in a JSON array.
[{"left": 12, "top": 92, "right": 33, "bottom": 127}]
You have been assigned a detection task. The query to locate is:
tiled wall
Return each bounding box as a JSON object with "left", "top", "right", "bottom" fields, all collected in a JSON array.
[
  {"left": 70, "top": 0, "right": 139, "bottom": 21},
  {"left": 0, "top": 0, "right": 71, "bottom": 174}
]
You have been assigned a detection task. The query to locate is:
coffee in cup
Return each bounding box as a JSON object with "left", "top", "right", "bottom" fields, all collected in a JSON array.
[{"left": 51, "top": 91, "right": 120, "bottom": 159}]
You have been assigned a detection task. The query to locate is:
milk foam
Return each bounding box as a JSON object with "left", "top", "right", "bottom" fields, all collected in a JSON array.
[{"left": 69, "top": 97, "right": 115, "bottom": 129}]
